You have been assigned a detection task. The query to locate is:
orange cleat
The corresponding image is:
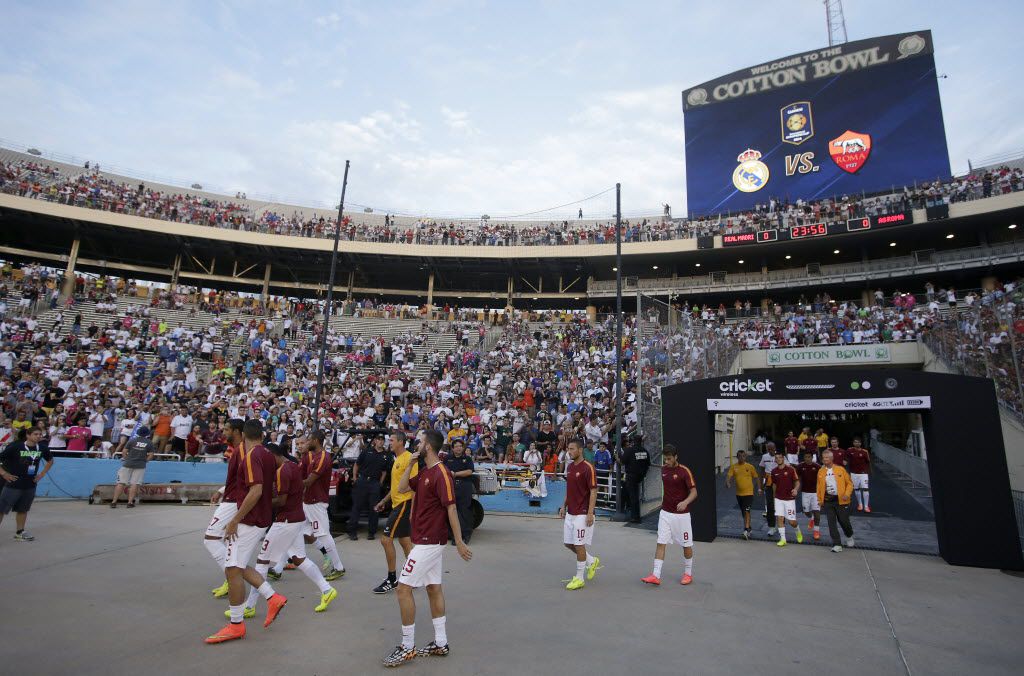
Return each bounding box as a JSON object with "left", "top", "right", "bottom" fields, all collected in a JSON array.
[
  {"left": 813, "top": 530, "right": 820, "bottom": 540},
  {"left": 641, "top": 574, "right": 661, "bottom": 586},
  {"left": 680, "top": 574, "right": 693, "bottom": 586},
  {"left": 284, "top": 562, "right": 297, "bottom": 570},
  {"left": 205, "top": 622, "right": 246, "bottom": 644},
  {"left": 808, "top": 518, "right": 815, "bottom": 529},
  {"left": 857, "top": 505, "right": 863, "bottom": 511},
  {"left": 263, "top": 593, "right": 287, "bottom": 628},
  {"left": 864, "top": 506, "right": 871, "bottom": 513}
]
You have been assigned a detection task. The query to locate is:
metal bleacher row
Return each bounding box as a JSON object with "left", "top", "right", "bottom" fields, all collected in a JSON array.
[{"left": 22, "top": 293, "right": 461, "bottom": 381}]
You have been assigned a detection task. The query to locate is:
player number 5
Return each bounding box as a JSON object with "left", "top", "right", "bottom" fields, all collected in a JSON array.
[{"left": 404, "top": 558, "right": 416, "bottom": 574}]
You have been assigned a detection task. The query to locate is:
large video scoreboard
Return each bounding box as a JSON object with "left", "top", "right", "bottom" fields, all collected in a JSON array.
[{"left": 682, "top": 31, "right": 951, "bottom": 217}]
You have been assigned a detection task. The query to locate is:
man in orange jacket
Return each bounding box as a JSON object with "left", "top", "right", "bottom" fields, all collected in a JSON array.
[{"left": 816, "top": 449, "right": 855, "bottom": 553}]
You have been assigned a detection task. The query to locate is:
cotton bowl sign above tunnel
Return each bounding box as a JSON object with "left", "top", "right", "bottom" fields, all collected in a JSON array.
[{"left": 765, "top": 345, "right": 892, "bottom": 367}]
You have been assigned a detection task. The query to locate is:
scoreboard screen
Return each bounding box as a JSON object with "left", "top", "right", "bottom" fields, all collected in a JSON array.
[{"left": 683, "top": 31, "right": 951, "bottom": 217}]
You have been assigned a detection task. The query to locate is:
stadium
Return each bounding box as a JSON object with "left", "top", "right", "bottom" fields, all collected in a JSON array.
[{"left": 2, "top": 3, "right": 1024, "bottom": 675}]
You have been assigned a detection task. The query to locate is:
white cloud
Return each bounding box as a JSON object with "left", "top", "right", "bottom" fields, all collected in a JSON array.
[
  {"left": 314, "top": 13, "right": 340, "bottom": 27},
  {"left": 440, "top": 107, "right": 479, "bottom": 136}
]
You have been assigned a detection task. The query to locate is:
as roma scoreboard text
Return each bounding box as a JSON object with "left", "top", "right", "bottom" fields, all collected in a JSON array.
[
  {"left": 721, "top": 211, "right": 912, "bottom": 246},
  {"left": 682, "top": 31, "right": 951, "bottom": 217}
]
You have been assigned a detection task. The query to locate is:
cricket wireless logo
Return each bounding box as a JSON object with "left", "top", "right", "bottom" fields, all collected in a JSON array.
[{"left": 719, "top": 378, "right": 773, "bottom": 396}]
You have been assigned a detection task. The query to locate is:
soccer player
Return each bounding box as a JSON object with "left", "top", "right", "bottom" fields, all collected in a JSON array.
[
  {"left": 234, "top": 443, "right": 336, "bottom": 617},
  {"left": 302, "top": 431, "right": 345, "bottom": 581},
  {"left": 558, "top": 438, "right": 600, "bottom": 591},
  {"left": 205, "top": 420, "right": 286, "bottom": 644},
  {"left": 725, "top": 449, "right": 760, "bottom": 539},
  {"left": 817, "top": 449, "right": 855, "bottom": 552},
  {"left": 783, "top": 431, "right": 799, "bottom": 462},
  {"left": 769, "top": 450, "right": 803, "bottom": 547},
  {"left": 382, "top": 430, "right": 471, "bottom": 668},
  {"left": 846, "top": 437, "right": 871, "bottom": 512},
  {"left": 796, "top": 450, "right": 822, "bottom": 540},
  {"left": 759, "top": 442, "right": 777, "bottom": 536},
  {"left": 642, "top": 444, "right": 697, "bottom": 586},
  {"left": 205, "top": 418, "right": 245, "bottom": 599},
  {"left": 373, "top": 430, "right": 418, "bottom": 594},
  {"left": 827, "top": 437, "right": 846, "bottom": 469}
]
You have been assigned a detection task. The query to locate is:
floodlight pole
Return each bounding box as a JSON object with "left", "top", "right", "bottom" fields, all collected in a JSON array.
[
  {"left": 614, "top": 183, "right": 625, "bottom": 515},
  {"left": 312, "top": 160, "right": 350, "bottom": 434}
]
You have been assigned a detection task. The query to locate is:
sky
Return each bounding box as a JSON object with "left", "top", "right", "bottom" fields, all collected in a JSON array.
[{"left": 2, "top": 0, "right": 1022, "bottom": 219}]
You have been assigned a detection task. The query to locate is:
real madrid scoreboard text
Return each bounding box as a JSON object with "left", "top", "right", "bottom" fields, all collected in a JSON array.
[{"left": 682, "top": 31, "right": 951, "bottom": 217}]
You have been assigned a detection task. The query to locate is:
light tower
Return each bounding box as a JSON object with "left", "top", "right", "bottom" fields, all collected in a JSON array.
[{"left": 824, "top": 0, "right": 848, "bottom": 46}]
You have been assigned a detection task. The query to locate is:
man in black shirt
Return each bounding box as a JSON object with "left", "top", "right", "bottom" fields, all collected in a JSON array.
[
  {"left": 0, "top": 426, "right": 53, "bottom": 540},
  {"left": 348, "top": 435, "right": 388, "bottom": 540},
  {"left": 535, "top": 420, "right": 557, "bottom": 457},
  {"left": 444, "top": 439, "right": 475, "bottom": 544},
  {"left": 619, "top": 435, "right": 650, "bottom": 523}
]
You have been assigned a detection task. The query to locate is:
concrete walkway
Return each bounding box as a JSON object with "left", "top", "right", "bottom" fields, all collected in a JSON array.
[{"left": 3, "top": 501, "right": 1022, "bottom": 675}]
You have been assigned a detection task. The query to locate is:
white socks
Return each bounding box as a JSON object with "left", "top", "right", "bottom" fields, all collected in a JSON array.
[
  {"left": 652, "top": 558, "right": 664, "bottom": 579},
  {"left": 862, "top": 491, "right": 870, "bottom": 509},
  {"left": 402, "top": 624, "right": 415, "bottom": 650},
  {"left": 317, "top": 535, "right": 343, "bottom": 570},
  {"left": 271, "top": 559, "right": 285, "bottom": 575},
  {"left": 229, "top": 604, "right": 243, "bottom": 623},
  {"left": 298, "top": 558, "right": 332, "bottom": 593},
  {"left": 432, "top": 616, "right": 448, "bottom": 647},
  {"left": 585, "top": 553, "right": 595, "bottom": 566},
  {"left": 779, "top": 527, "right": 787, "bottom": 542},
  {"left": 684, "top": 556, "right": 693, "bottom": 575},
  {"left": 245, "top": 564, "right": 274, "bottom": 609},
  {"left": 204, "top": 539, "right": 226, "bottom": 570},
  {"left": 575, "top": 561, "right": 586, "bottom": 579}
]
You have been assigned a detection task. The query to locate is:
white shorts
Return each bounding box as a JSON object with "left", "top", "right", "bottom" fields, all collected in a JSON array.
[
  {"left": 116, "top": 467, "right": 146, "bottom": 486},
  {"left": 801, "top": 492, "right": 820, "bottom": 513},
  {"left": 563, "top": 513, "right": 594, "bottom": 546},
  {"left": 259, "top": 521, "right": 305, "bottom": 565},
  {"left": 224, "top": 523, "right": 266, "bottom": 569},
  {"left": 656, "top": 510, "right": 693, "bottom": 548},
  {"left": 774, "top": 498, "right": 797, "bottom": 521},
  {"left": 398, "top": 543, "right": 444, "bottom": 588},
  {"left": 204, "top": 501, "right": 239, "bottom": 538},
  {"left": 852, "top": 473, "right": 869, "bottom": 490},
  {"left": 302, "top": 502, "right": 330, "bottom": 538}
]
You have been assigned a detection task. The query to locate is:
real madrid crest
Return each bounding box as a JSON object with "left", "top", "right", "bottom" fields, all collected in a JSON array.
[{"left": 732, "top": 149, "right": 769, "bottom": 193}]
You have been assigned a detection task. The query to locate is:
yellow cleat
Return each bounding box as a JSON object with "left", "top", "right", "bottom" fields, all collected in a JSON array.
[
  {"left": 586, "top": 556, "right": 601, "bottom": 580},
  {"left": 796, "top": 529, "right": 804, "bottom": 544},
  {"left": 777, "top": 539, "right": 787, "bottom": 547},
  {"left": 565, "top": 576, "right": 585, "bottom": 590},
  {"left": 211, "top": 581, "right": 230, "bottom": 598},
  {"left": 223, "top": 606, "right": 256, "bottom": 619},
  {"left": 324, "top": 568, "right": 345, "bottom": 581},
  {"left": 315, "top": 587, "right": 338, "bottom": 612}
]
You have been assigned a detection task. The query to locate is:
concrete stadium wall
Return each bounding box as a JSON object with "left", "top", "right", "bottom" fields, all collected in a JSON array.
[
  {"left": 0, "top": 194, "right": 696, "bottom": 261},
  {"left": 740, "top": 341, "right": 925, "bottom": 370},
  {"left": 36, "top": 458, "right": 227, "bottom": 499}
]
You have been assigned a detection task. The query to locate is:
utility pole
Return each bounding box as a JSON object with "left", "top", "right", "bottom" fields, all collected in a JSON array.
[
  {"left": 824, "top": 0, "right": 848, "bottom": 47},
  {"left": 312, "top": 161, "right": 350, "bottom": 434},
  {"left": 614, "top": 183, "right": 625, "bottom": 515}
]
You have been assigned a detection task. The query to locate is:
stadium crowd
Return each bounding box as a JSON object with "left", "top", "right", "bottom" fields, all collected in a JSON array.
[{"left": 2, "top": 154, "right": 1022, "bottom": 246}]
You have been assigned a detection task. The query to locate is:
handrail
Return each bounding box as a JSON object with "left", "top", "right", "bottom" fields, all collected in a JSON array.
[{"left": 589, "top": 240, "right": 1024, "bottom": 294}]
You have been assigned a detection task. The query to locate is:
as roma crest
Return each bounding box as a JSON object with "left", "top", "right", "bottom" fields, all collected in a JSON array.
[{"left": 829, "top": 130, "right": 872, "bottom": 174}]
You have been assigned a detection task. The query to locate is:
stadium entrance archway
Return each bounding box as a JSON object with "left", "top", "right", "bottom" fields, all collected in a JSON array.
[{"left": 661, "top": 369, "right": 1024, "bottom": 570}]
